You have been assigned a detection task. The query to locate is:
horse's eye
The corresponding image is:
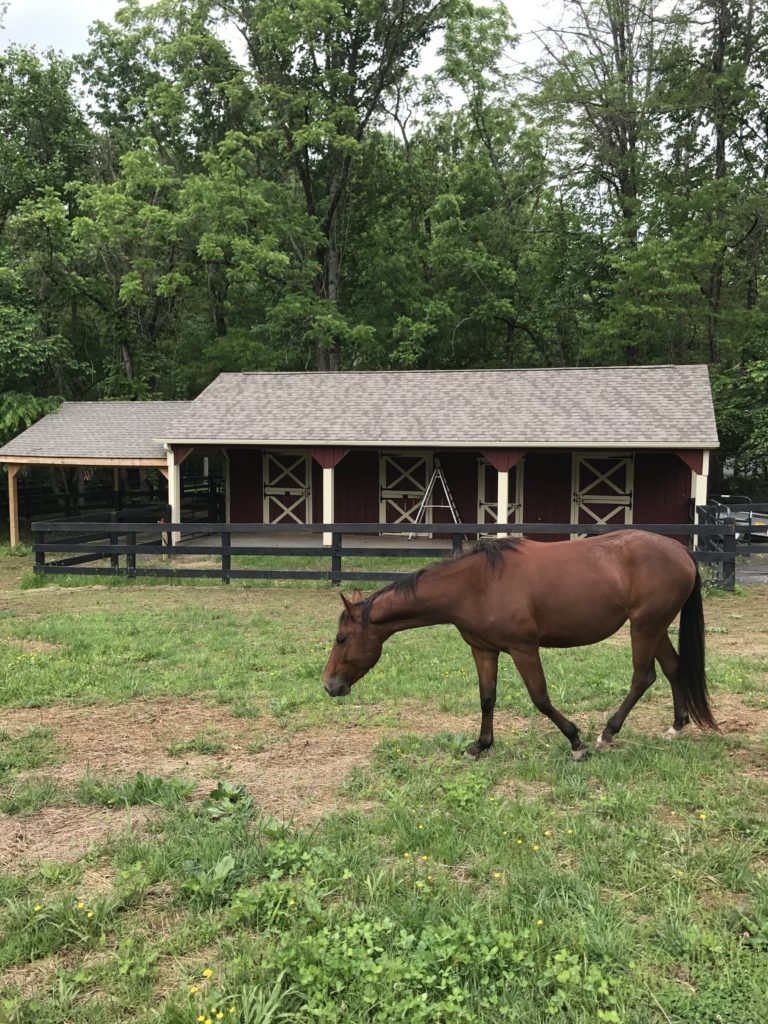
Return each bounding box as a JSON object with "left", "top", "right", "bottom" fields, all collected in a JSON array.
[{"left": 336, "top": 636, "right": 346, "bottom": 646}]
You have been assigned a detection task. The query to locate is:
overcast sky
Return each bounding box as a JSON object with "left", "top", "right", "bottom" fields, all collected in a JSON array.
[{"left": 1, "top": 0, "right": 558, "bottom": 63}]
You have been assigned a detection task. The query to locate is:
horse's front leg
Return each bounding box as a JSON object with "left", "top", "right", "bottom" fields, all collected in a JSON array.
[{"left": 464, "top": 647, "right": 499, "bottom": 759}]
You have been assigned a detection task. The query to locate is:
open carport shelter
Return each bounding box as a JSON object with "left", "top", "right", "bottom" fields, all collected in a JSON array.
[
  {"left": 1, "top": 366, "right": 718, "bottom": 544},
  {"left": 0, "top": 402, "right": 187, "bottom": 546}
]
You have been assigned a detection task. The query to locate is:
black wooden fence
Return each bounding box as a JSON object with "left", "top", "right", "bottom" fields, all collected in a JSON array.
[{"left": 30, "top": 519, "right": 746, "bottom": 590}]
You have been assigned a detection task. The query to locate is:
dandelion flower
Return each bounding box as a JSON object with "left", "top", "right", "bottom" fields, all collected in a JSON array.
[
  {"left": 87, "top": 911, "right": 94, "bottom": 918},
  {"left": 566, "top": 828, "right": 573, "bottom": 834},
  {"left": 543, "top": 830, "right": 552, "bottom": 836},
  {"left": 288, "top": 899, "right": 296, "bottom": 907},
  {"left": 427, "top": 875, "right": 432, "bottom": 881},
  {"left": 202, "top": 969, "right": 214, "bottom": 978},
  {"left": 421, "top": 855, "right": 428, "bottom": 862},
  {"left": 198, "top": 1017, "right": 205, "bottom": 1022},
  {"left": 418, "top": 824, "right": 424, "bottom": 830},
  {"left": 516, "top": 839, "right": 523, "bottom": 845},
  {"left": 533, "top": 844, "right": 540, "bottom": 851},
  {"left": 190, "top": 986, "right": 200, "bottom": 994},
  {"left": 403, "top": 852, "right": 410, "bottom": 859},
  {"left": 536, "top": 919, "right": 544, "bottom": 926},
  {"left": 77, "top": 901, "right": 85, "bottom": 910},
  {"left": 699, "top": 813, "right": 707, "bottom": 821},
  {"left": 493, "top": 872, "right": 502, "bottom": 880},
  {"left": 34, "top": 904, "right": 42, "bottom": 912}
]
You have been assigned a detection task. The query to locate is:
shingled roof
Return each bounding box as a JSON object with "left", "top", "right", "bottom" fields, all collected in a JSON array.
[
  {"left": 0, "top": 401, "right": 188, "bottom": 462},
  {"left": 161, "top": 366, "right": 718, "bottom": 448}
]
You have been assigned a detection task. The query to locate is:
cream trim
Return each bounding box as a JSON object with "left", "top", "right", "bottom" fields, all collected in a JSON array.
[
  {"left": 0, "top": 456, "right": 166, "bottom": 466},
  {"left": 156, "top": 437, "right": 719, "bottom": 450}
]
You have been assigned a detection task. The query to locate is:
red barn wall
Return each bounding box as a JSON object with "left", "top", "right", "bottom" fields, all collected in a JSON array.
[
  {"left": 335, "top": 450, "right": 380, "bottom": 522},
  {"left": 522, "top": 452, "right": 572, "bottom": 540},
  {"left": 227, "top": 448, "right": 263, "bottom": 523},
  {"left": 432, "top": 450, "right": 478, "bottom": 524},
  {"left": 633, "top": 452, "right": 691, "bottom": 526}
]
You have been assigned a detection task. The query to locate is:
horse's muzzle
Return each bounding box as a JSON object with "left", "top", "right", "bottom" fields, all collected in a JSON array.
[{"left": 324, "top": 678, "right": 352, "bottom": 697}]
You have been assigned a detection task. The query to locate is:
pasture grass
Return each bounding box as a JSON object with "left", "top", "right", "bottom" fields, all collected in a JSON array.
[{"left": 0, "top": 552, "right": 767, "bottom": 1022}]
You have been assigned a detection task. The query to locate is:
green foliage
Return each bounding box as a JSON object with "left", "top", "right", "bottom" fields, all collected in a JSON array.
[{"left": 75, "top": 771, "right": 195, "bottom": 808}]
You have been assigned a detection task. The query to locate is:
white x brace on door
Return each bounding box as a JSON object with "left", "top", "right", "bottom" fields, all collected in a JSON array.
[
  {"left": 263, "top": 451, "right": 312, "bottom": 524},
  {"left": 571, "top": 454, "right": 633, "bottom": 534},
  {"left": 379, "top": 451, "right": 432, "bottom": 524}
]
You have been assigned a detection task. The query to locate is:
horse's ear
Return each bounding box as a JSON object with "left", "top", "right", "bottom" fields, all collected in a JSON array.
[{"left": 342, "top": 589, "right": 364, "bottom": 610}]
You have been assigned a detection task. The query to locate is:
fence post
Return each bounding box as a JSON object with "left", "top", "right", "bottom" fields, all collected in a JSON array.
[
  {"left": 331, "top": 531, "right": 342, "bottom": 586},
  {"left": 109, "top": 510, "right": 119, "bottom": 572},
  {"left": 221, "top": 530, "right": 231, "bottom": 584},
  {"left": 451, "top": 531, "right": 463, "bottom": 556},
  {"left": 721, "top": 518, "right": 736, "bottom": 591},
  {"left": 33, "top": 527, "right": 45, "bottom": 576},
  {"left": 126, "top": 531, "right": 137, "bottom": 579}
]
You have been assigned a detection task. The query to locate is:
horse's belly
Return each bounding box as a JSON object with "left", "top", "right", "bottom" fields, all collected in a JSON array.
[{"left": 535, "top": 605, "right": 627, "bottom": 648}]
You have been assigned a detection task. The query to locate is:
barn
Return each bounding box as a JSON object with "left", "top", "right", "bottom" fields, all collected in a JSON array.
[{"left": 1, "top": 365, "right": 718, "bottom": 544}]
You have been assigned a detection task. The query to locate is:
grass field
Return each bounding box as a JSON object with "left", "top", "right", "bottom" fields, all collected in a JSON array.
[{"left": 1, "top": 549, "right": 767, "bottom": 1023}]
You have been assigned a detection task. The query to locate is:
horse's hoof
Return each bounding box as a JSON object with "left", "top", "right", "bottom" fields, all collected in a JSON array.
[
  {"left": 571, "top": 746, "right": 589, "bottom": 762},
  {"left": 663, "top": 726, "right": 682, "bottom": 741},
  {"left": 595, "top": 732, "right": 612, "bottom": 752}
]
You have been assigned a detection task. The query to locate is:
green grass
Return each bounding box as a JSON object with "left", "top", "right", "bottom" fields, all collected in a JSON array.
[{"left": 1, "top": 551, "right": 767, "bottom": 1021}]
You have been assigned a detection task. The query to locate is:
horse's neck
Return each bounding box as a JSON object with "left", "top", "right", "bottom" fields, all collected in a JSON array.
[{"left": 370, "top": 573, "right": 456, "bottom": 635}]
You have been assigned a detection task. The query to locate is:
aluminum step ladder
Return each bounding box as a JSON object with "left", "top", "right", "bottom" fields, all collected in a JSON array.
[{"left": 408, "top": 457, "right": 463, "bottom": 539}]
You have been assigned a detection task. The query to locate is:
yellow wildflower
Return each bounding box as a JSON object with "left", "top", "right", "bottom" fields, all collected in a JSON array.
[
  {"left": 87, "top": 911, "right": 94, "bottom": 919},
  {"left": 34, "top": 905, "right": 42, "bottom": 912},
  {"left": 421, "top": 855, "right": 428, "bottom": 862},
  {"left": 493, "top": 872, "right": 502, "bottom": 880},
  {"left": 202, "top": 969, "right": 214, "bottom": 978},
  {"left": 699, "top": 813, "right": 707, "bottom": 821},
  {"left": 532, "top": 844, "right": 540, "bottom": 851},
  {"left": 77, "top": 901, "right": 85, "bottom": 910},
  {"left": 190, "top": 986, "right": 199, "bottom": 994},
  {"left": 288, "top": 899, "right": 296, "bottom": 907},
  {"left": 536, "top": 919, "right": 544, "bottom": 926}
]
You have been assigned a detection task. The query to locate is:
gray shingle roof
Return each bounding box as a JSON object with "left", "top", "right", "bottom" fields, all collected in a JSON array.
[
  {"left": 162, "top": 366, "right": 718, "bottom": 448},
  {"left": 0, "top": 401, "right": 189, "bottom": 461}
]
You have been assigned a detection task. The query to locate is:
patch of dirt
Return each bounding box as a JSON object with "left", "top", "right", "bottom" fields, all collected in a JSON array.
[
  {"left": 0, "top": 636, "right": 61, "bottom": 653},
  {"left": 0, "top": 805, "right": 158, "bottom": 870},
  {"left": 0, "top": 697, "right": 530, "bottom": 832}
]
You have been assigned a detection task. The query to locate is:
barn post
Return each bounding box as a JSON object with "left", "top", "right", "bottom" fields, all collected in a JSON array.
[
  {"left": 480, "top": 450, "right": 524, "bottom": 538},
  {"left": 7, "top": 464, "right": 21, "bottom": 547},
  {"left": 496, "top": 470, "right": 510, "bottom": 536},
  {"left": 165, "top": 445, "right": 193, "bottom": 546},
  {"left": 677, "top": 450, "right": 708, "bottom": 550},
  {"left": 311, "top": 448, "right": 348, "bottom": 546}
]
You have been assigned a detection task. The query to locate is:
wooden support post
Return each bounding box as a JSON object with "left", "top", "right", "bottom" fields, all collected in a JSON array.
[
  {"left": 166, "top": 451, "right": 182, "bottom": 546},
  {"left": 323, "top": 466, "right": 334, "bottom": 547},
  {"left": 7, "top": 465, "right": 21, "bottom": 548},
  {"left": 496, "top": 470, "right": 510, "bottom": 537}
]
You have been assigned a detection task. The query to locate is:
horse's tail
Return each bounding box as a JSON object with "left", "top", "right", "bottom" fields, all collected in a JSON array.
[{"left": 678, "top": 566, "right": 718, "bottom": 731}]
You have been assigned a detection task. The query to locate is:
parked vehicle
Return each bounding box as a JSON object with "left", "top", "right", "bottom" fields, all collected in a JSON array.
[{"left": 706, "top": 495, "right": 768, "bottom": 541}]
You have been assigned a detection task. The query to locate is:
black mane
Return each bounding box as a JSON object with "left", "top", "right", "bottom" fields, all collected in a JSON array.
[{"left": 359, "top": 538, "right": 521, "bottom": 625}]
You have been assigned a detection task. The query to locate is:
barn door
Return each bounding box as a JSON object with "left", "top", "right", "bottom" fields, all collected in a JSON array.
[
  {"left": 379, "top": 452, "right": 432, "bottom": 524},
  {"left": 571, "top": 454, "right": 633, "bottom": 533},
  {"left": 477, "top": 459, "right": 523, "bottom": 525},
  {"left": 263, "top": 451, "right": 312, "bottom": 524}
]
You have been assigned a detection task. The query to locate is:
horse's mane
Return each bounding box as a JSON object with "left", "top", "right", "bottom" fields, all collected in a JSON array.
[{"left": 359, "top": 538, "right": 521, "bottom": 625}]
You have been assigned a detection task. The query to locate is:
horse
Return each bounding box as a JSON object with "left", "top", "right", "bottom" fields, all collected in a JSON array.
[{"left": 323, "top": 531, "right": 717, "bottom": 760}]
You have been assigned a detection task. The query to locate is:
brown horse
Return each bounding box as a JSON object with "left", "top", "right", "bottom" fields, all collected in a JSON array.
[{"left": 323, "top": 531, "right": 717, "bottom": 759}]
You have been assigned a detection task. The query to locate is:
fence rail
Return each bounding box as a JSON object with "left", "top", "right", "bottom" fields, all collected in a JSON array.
[{"left": 29, "top": 518, "right": 750, "bottom": 590}]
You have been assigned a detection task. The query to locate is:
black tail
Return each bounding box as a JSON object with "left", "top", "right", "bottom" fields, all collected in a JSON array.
[{"left": 678, "top": 568, "right": 718, "bottom": 731}]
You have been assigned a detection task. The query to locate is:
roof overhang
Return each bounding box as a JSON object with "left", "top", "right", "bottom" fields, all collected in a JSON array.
[
  {"left": 158, "top": 438, "right": 719, "bottom": 450},
  {"left": 1, "top": 456, "right": 168, "bottom": 467}
]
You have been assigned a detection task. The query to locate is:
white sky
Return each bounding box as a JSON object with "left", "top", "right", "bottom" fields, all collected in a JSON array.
[{"left": 1, "top": 0, "right": 559, "bottom": 62}]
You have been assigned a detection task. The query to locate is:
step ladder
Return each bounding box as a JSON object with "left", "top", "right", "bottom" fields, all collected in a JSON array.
[{"left": 408, "top": 457, "right": 463, "bottom": 539}]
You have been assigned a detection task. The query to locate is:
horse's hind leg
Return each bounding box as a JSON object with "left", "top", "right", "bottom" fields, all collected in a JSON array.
[
  {"left": 509, "top": 647, "right": 588, "bottom": 761},
  {"left": 465, "top": 647, "right": 499, "bottom": 759},
  {"left": 596, "top": 624, "right": 660, "bottom": 751},
  {"left": 654, "top": 633, "right": 690, "bottom": 739}
]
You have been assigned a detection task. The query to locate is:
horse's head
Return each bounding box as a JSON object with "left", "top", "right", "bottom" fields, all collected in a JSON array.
[{"left": 323, "top": 590, "right": 383, "bottom": 697}]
